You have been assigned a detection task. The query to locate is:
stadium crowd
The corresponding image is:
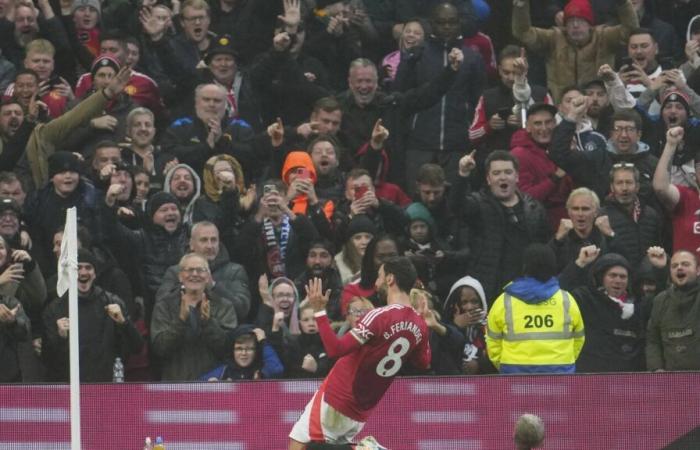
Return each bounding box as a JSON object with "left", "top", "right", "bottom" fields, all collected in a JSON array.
[{"left": 0, "top": 0, "right": 699, "bottom": 382}]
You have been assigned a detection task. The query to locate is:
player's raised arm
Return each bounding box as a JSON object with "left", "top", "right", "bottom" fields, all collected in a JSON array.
[{"left": 307, "top": 278, "right": 363, "bottom": 358}]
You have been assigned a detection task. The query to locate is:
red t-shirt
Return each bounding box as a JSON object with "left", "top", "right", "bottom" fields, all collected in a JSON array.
[
  {"left": 75, "top": 70, "right": 165, "bottom": 118},
  {"left": 672, "top": 185, "right": 700, "bottom": 253},
  {"left": 321, "top": 304, "right": 430, "bottom": 422}
]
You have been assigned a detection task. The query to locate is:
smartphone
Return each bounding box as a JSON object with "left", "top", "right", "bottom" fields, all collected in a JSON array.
[
  {"left": 295, "top": 167, "right": 311, "bottom": 180},
  {"left": 263, "top": 184, "right": 278, "bottom": 196},
  {"left": 497, "top": 107, "right": 511, "bottom": 121},
  {"left": 47, "top": 74, "right": 61, "bottom": 88},
  {"left": 620, "top": 56, "right": 634, "bottom": 72},
  {"left": 354, "top": 185, "right": 368, "bottom": 200}
]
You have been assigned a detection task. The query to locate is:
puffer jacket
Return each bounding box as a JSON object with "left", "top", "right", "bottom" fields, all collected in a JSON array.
[
  {"left": 602, "top": 197, "right": 661, "bottom": 270},
  {"left": 396, "top": 35, "right": 486, "bottom": 153}
]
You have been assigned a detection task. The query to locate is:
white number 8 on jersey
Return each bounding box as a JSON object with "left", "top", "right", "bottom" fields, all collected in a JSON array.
[{"left": 376, "top": 337, "right": 410, "bottom": 377}]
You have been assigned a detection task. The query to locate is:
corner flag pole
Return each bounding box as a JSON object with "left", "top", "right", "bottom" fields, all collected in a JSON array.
[{"left": 57, "top": 207, "right": 80, "bottom": 450}]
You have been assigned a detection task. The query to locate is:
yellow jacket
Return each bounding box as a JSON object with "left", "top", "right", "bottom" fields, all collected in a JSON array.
[{"left": 486, "top": 287, "right": 584, "bottom": 373}]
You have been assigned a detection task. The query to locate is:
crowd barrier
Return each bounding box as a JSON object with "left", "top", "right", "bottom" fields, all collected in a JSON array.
[{"left": 1, "top": 373, "right": 699, "bottom": 449}]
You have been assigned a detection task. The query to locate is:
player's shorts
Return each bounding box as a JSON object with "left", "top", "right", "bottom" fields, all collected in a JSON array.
[{"left": 289, "top": 382, "right": 365, "bottom": 444}]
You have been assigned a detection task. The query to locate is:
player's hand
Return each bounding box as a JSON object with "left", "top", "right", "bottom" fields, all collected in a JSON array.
[{"left": 305, "top": 277, "right": 331, "bottom": 312}]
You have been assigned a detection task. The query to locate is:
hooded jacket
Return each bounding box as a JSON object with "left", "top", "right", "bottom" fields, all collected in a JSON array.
[
  {"left": 281, "top": 151, "right": 335, "bottom": 241},
  {"left": 434, "top": 276, "right": 492, "bottom": 375},
  {"left": 198, "top": 324, "right": 284, "bottom": 380},
  {"left": 164, "top": 163, "right": 202, "bottom": 228},
  {"left": 647, "top": 279, "right": 700, "bottom": 371},
  {"left": 486, "top": 276, "right": 585, "bottom": 373},
  {"left": 559, "top": 253, "right": 646, "bottom": 372}
]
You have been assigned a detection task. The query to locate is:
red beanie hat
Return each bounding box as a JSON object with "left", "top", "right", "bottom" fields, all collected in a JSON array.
[{"left": 564, "top": 0, "right": 594, "bottom": 25}]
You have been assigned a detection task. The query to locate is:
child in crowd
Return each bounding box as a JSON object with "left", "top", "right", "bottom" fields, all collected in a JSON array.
[{"left": 199, "top": 324, "right": 284, "bottom": 381}]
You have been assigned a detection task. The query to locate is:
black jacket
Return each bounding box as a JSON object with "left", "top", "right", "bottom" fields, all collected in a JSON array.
[
  {"left": 449, "top": 176, "right": 551, "bottom": 303},
  {"left": 160, "top": 116, "right": 259, "bottom": 178},
  {"left": 560, "top": 260, "right": 646, "bottom": 373},
  {"left": 395, "top": 37, "right": 485, "bottom": 153},
  {"left": 0, "top": 294, "right": 30, "bottom": 382},
  {"left": 602, "top": 198, "right": 661, "bottom": 271},
  {"left": 42, "top": 287, "right": 143, "bottom": 382}
]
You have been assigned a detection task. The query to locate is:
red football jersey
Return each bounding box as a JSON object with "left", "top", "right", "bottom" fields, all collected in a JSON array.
[
  {"left": 323, "top": 304, "right": 431, "bottom": 422},
  {"left": 672, "top": 185, "right": 700, "bottom": 254}
]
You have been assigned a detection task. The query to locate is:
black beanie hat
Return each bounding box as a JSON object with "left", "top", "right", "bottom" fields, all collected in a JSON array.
[
  {"left": 346, "top": 214, "right": 377, "bottom": 240},
  {"left": 77, "top": 248, "right": 98, "bottom": 269},
  {"left": 48, "top": 152, "right": 82, "bottom": 178},
  {"left": 146, "top": 191, "right": 178, "bottom": 218}
]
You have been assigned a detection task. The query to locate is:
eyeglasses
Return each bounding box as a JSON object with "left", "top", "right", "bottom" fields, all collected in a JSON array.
[
  {"left": 234, "top": 346, "right": 255, "bottom": 353},
  {"left": 181, "top": 267, "right": 209, "bottom": 275},
  {"left": 612, "top": 163, "right": 635, "bottom": 169},
  {"left": 612, "top": 126, "right": 637, "bottom": 134},
  {"left": 348, "top": 308, "right": 370, "bottom": 317},
  {"left": 182, "top": 14, "right": 208, "bottom": 23}
]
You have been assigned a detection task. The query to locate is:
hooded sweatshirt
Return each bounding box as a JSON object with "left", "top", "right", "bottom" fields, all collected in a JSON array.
[
  {"left": 281, "top": 151, "right": 334, "bottom": 220},
  {"left": 164, "top": 163, "right": 202, "bottom": 227}
]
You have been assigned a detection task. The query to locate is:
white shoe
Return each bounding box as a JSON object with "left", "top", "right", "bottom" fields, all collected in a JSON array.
[{"left": 356, "top": 435, "right": 388, "bottom": 450}]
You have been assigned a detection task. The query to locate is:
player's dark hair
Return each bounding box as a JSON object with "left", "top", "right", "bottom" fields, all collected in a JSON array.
[{"left": 382, "top": 256, "right": 417, "bottom": 294}]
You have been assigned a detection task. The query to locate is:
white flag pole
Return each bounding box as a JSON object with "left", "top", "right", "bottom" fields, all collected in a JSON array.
[{"left": 57, "top": 207, "right": 80, "bottom": 450}]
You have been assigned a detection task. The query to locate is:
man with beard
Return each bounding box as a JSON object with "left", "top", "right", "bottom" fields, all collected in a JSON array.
[
  {"left": 449, "top": 150, "right": 550, "bottom": 304},
  {"left": 163, "top": 164, "right": 201, "bottom": 228},
  {"left": 602, "top": 164, "right": 661, "bottom": 270},
  {"left": 0, "top": 0, "right": 68, "bottom": 69},
  {"left": 512, "top": 103, "right": 573, "bottom": 230},
  {"left": 294, "top": 240, "right": 343, "bottom": 320},
  {"left": 619, "top": 28, "right": 665, "bottom": 111},
  {"left": 42, "top": 249, "right": 143, "bottom": 381},
  {"left": 156, "top": 221, "right": 251, "bottom": 322},
  {"left": 582, "top": 78, "right": 614, "bottom": 136},
  {"left": 0, "top": 99, "right": 33, "bottom": 173},
  {"left": 289, "top": 257, "right": 430, "bottom": 449},
  {"left": 647, "top": 249, "right": 700, "bottom": 371}
]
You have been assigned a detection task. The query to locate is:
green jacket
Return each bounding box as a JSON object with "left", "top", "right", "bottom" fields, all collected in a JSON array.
[
  {"left": 512, "top": 0, "right": 638, "bottom": 102},
  {"left": 26, "top": 90, "right": 110, "bottom": 189},
  {"left": 646, "top": 283, "right": 700, "bottom": 371}
]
